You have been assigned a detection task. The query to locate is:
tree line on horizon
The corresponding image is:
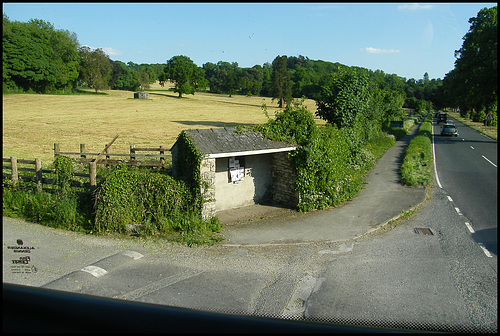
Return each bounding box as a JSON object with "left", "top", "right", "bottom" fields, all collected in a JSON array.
[{"left": 3, "top": 6, "right": 497, "bottom": 123}]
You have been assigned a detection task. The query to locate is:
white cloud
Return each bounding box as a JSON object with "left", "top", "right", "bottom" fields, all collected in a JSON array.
[
  {"left": 398, "top": 3, "right": 433, "bottom": 10},
  {"left": 363, "top": 47, "right": 400, "bottom": 54},
  {"left": 82, "top": 45, "right": 121, "bottom": 56},
  {"left": 102, "top": 47, "right": 121, "bottom": 56}
]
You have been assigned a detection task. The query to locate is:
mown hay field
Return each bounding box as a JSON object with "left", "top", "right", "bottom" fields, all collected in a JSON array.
[{"left": 3, "top": 82, "right": 321, "bottom": 163}]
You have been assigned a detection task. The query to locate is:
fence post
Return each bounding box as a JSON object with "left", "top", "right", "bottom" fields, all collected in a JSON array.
[
  {"left": 105, "top": 146, "right": 110, "bottom": 167},
  {"left": 159, "top": 146, "right": 165, "bottom": 165},
  {"left": 10, "top": 157, "right": 18, "bottom": 189},
  {"left": 54, "top": 143, "right": 60, "bottom": 158},
  {"left": 89, "top": 161, "right": 97, "bottom": 190},
  {"left": 130, "top": 144, "right": 136, "bottom": 161},
  {"left": 80, "top": 144, "right": 86, "bottom": 159},
  {"left": 35, "top": 158, "right": 42, "bottom": 190}
]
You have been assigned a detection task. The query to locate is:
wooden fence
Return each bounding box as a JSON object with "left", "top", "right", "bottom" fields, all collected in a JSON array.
[
  {"left": 3, "top": 143, "right": 172, "bottom": 192},
  {"left": 3, "top": 156, "right": 99, "bottom": 192},
  {"left": 54, "top": 143, "right": 172, "bottom": 167}
]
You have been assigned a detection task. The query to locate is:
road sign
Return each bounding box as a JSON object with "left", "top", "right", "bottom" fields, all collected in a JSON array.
[{"left": 484, "top": 113, "right": 494, "bottom": 120}]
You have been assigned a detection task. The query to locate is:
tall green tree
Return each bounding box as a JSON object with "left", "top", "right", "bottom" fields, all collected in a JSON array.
[
  {"left": 110, "top": 60, "right": 138, "bottom": 91},
  {"left": 137, "top": 71, "right": 150, "bottom": 91},
  {"left": 163, "top": 55, "right": 207, "bottom": 98},
  {"left": 445, "top": 6, "right": 497, "bottom": 115},
  {"left": 3, "top": 15, "right": 79, "bottom": 93},
  {"left": 260, "top": 62, "right": 272, "bottom": 97},
  {"left": 239, "top": 65, "right": 263, "bottom": 96},
  {"left": 78, "top": 46, "right": 112, "bottom": 93},
  {"left": 202, "top": 62, "right": 219, "bottom": 92},
  {"left": 315, "top": 67, "right": 370, "bottom": 128},
  {"left": 270, "top": 55, "right": 293, "bottom": 108},
  {"left": 218, "top": 61, "right": 241, "bottom": 97}
]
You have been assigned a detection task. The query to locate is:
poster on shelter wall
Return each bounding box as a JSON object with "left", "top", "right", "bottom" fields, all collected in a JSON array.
[
  {"left": 230, "top": 167, "right": 244, "bottom": 183},
  {"left": 229, "top": 157, "right": 244, "bottom": 183}
]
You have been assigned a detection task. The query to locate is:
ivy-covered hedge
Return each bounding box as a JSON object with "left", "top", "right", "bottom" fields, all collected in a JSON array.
[
  {"left": 93, "top": 165, "right": 192, "bottom": 233},
  {"left": 254, "top": 99, "right": 395, "bottom": 212},
  {"left": 92, "top": 164, "right": 223, "bottom": 245}
]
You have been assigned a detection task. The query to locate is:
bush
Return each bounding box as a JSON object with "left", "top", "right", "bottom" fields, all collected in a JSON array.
[
  {"left": 400, "top": 121, "right": 433, "bottom": 187},
  {"left": 471, "top": 109, "right": 486, "bottom": 123},
  {"left": 93, "top": 165, "right": 191, "bottom": 233},
  {"left": 255, "top": 99, "right": 395, "bottom": 212},
  {"left": 2, "top": 187, "right": 91, "bottom": 232},
  {"left": 92, "top": 164, "right": 223, "bottom": 245}
]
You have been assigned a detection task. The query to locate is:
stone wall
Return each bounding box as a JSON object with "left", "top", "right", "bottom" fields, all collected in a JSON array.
[
  {"left": 271, "top": 152, "right": 299, "bottom": 208},
  {"left": 199, "top": 151, "right": 298, "bottom": 219},
  {"left": 200, "top": 158, "right": 216, "bottom": 219}
]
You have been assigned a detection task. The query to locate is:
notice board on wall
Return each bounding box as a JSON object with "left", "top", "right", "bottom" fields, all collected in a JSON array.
[{"left": 229, "top": 157, "right": 244, "bottom": 183}]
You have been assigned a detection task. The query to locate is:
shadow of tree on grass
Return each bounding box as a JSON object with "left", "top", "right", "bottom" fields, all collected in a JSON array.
[{"left": 173, "top": 120, "right": 257, "bottom": 128}]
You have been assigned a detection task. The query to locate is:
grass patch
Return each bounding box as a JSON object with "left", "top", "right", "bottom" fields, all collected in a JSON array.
[
  {"left": 2, "top": 186, "right": 92, "bottom": 233},
  {"left": 400, "top": 116, "right": 433, "bottom": 187}
]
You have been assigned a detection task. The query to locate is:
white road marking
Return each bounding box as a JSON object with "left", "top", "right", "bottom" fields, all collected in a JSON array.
[
  {"left": 282, "top": 271, "right": 320, "bottom": 319},
  {"left": 431, "top": 128, "right": 443, "bottom": 189},
  {"left": 465, "top": 222, "right": 475, "bottom": 233},
  {"left": 478, "top": 243, "right": 493, "bottom": 258},
  {"left": 454, "top": 207, "right": 462, "bottom": 216},
  {"left": 117, "top": 269, "right": 204, "bottom": 301},
  {"left": 122, "top": 250, "right": 144, "bottom": 260},
  {"left": 482, "top": 155, "right": 497, "bottom": 168},
  {"left": 447, "top": 196, "right": 453, "bottom": 202},
  {"left": 81, "top": 265, "right": 108, "bottom": 278}
]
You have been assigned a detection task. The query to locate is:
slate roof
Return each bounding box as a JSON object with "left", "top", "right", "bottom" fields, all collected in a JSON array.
[{"left": 176, "top": 128, "right": 296, "bottom": 158}]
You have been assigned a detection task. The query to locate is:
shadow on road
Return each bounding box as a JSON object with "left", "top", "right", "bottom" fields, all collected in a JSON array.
[{"left": 471, "top": 227, "right": 497, "bottom": 256}]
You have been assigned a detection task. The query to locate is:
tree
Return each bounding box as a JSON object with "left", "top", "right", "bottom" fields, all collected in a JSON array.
[
  {"left": 158, "top": 72, "right": 168, "bottom": 87},
  {"left": 137, "top": 71, "right": 150, "bottom": 91},
  {"left": 78, "top": 46, "right": 112, "bottom": 93},
  {"left": 110, "top": 60, "right": 138, "bottom": 91},
  {"left": 260, "top": 62, "right": 272, "bottom": 97},
  {"left": 315, "top": 67, "right": 370, "bottom": 128},
  {"left": 270, "top": 55, "right": 293, "bottom": 107},
  {"left": 239, "top": 65, "right": 263, "bottom": 96},
  {"left": 202, "top": 62, "right": 219, "bottom": 92},
  {"left": 446, "top": 6, "right": 497, "bottom": 115},
  {"left": 163, "top": 55, "right": 207, "bottom": 98},
  {"left": 219, "top": 61, "right": 241, "bottom": 97},
  {"left": 423, "top": 72, "right": 430, "bottom": 84},
  {"left": 291, "top": 66, "right": 314, "bottom": 98},
  {"left": 3, "top": 16, "right": 79, "bottom": 93}
]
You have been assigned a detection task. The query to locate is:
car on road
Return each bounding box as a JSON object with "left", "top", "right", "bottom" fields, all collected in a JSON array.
[
  {"left": 441, "top": 123, "right": 458, "bottom": 137},
  {"left": 437, "top": 113, "right": 448, "bottom": 124}
]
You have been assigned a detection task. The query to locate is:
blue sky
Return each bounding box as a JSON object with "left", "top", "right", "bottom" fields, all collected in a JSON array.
[{"left": 3, "top": 2, "right": 496, "bottom": 80}]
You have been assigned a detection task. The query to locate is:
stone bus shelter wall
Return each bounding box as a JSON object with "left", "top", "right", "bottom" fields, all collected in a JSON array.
[{"left": 199, "top": 152, "right": 297, "bottom": 219}]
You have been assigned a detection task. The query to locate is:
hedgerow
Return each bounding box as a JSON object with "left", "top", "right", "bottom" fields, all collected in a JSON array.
[
  {"left": 400, "top": 117, "right": 433, "bottom": 187},
  {"left": 92, "top": 160, "right": 223, "bottom": 245},
  {"left": 254, "top": 99, "right": 395, "bottom": 212}
]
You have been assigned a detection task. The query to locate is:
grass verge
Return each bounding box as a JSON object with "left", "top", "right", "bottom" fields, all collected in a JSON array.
[{"left": 400, "top": 114, "right": 433, "bottom": 187}]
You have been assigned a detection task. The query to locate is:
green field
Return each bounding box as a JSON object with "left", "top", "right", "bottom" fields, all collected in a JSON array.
[{"left": 2, "top": 83, "right": 321, "bottom": 163}]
